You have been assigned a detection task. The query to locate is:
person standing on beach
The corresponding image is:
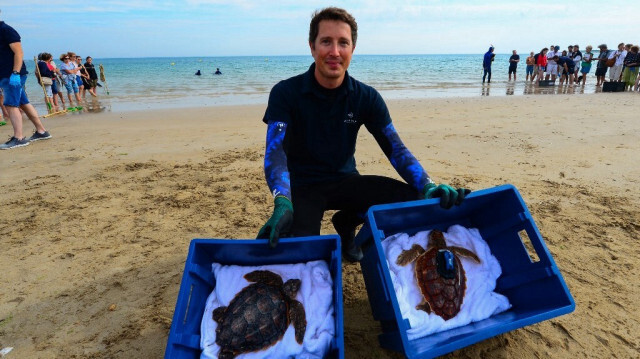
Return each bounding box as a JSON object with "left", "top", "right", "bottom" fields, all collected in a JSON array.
[
  {"left": 621, "top": 45, "right": 640, "bottom": 91},
  {"left": 59, "top": 54, "right": 81, "bottom": 107},
  {"left": 545, "top": 46, "right": 559, "bottom": 82},
  {"left": 36, "top": 53, "right": 57, "bottom": 112},
  {"left": 257, "top": 7, "right": 470, "bottom": 260},
  {"left": 0, "top": 19, "right": 51, "bottom": 149},
  {"left": 594, "top": 44, "right": 609, "bottom": 87},
  {"left": 508, "top": 50, "right": 519, "bottom": 81},
  {"left": 482, "top": 46, "right": 494, "bottom": 83},
  {"left": 580, "top": 45, "right": 594, "bottom": 86},
  {"left": 572, "top": 45, "right": 582, "bottom": 84},
  {"left": 608, "top": 43, "right": 626, "bottom": 82},
  {"left": 84, "top": 56, "right": 99, "bottom": 96},
  {"left": 526, "top": 51, "right": 535, "bottom": 82},
  {"left": 536, "top": 48, "right": 548, "bottom": 85}
]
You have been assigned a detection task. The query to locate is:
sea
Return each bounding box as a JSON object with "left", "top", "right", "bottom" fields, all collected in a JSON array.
[{"left": 23, "top": 54, "right": 599, "bottom": 114}]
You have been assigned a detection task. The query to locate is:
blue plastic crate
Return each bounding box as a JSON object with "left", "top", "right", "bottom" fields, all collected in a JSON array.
[
  {"left": 165, "top": 236, "right": 344, "bottom": 359},
  {"left": 354, "top": 184, "right": 575, "bottom": 358}
]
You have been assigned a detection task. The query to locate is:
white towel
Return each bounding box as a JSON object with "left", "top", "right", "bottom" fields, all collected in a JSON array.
[
  {"left": 381, "top": 225, "right": 511, "bottom": 340},
  {"left": 200, "top": 260, "right": 335, "bottom": 359}
]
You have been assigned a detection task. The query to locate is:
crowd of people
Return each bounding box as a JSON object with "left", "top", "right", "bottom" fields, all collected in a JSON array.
[
  {"left": 34, "top": 51, "right": 100, "bottom": 112},
  {"left": 484, "top": 43, "right": 640, "bottom": 91}
]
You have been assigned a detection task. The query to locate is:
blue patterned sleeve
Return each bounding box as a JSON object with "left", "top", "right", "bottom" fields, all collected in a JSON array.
[
  {"left": 372, "top": 122, "right": 433, "bottom": 191},
  {"left": 264, "top": 121, "right": 291, "bottom": 200}
]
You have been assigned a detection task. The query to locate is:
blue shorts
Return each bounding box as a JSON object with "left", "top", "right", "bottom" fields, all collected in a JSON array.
[
  {"left": 51, "top": 79, "right": 60, "bottom": 94},
  {"left": 76, "top": 75, "right": 83, "bottom": 87},
  {"left": 64, "top": 77, "right": 79, "bottom": 94},
  {"left": 581, "top": 64, "right": 591, "bottom": 74},
  {"left": 526, "top": 65, "right": 534, "bottom": 75},
  {"left": 0, "top": 75, "right": 30, "bottom": 107}
]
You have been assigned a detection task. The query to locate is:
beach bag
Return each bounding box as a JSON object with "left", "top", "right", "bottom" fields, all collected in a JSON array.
[
  {"left": 606, "top": 57, "right": 616, "bottom": 67},
  {"left": 41, "top": 77, "right": 53, "bottom": 86}
]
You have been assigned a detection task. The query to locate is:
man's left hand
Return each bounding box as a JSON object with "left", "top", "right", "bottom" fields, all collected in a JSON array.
[
  {"left": 9, "top": 73, "right": 21, "bottom": 87},
  {"left": 423, "top": 183, "right": 471, "bottom": 209}
]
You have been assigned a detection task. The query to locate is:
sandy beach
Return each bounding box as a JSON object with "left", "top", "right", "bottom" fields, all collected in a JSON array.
[{"left": 1, "top": 93, "right": 639, "bottom": 358}]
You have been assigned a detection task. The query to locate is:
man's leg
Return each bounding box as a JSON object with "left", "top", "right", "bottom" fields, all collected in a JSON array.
[
  {"left": 326, "top": 175, "right": 421, "bottom": 261},
  {"left": 289, "top": 186, "right": 328, "bottom": 237},
  {"left": 7, "top": 106, "right": 24, "bottom": 139},
  {"left": 20, "top": 103, "right": 45, "bottom": 133}
]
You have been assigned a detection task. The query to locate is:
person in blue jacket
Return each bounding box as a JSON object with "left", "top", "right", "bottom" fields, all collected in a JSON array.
[
  {"left": 257, "top": 7, "right": 470, "bottom": 261},
  {"left": 482, "top": 46, "right": 495, "bottom": 83}
]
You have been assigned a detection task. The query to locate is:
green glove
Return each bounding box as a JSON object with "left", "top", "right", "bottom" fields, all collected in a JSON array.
[
  {"left": 423, "top": 183, "right": 471, "bottom": 209},
  {"left": 256, "top": 196, "right": 294, "bottom": 248}
]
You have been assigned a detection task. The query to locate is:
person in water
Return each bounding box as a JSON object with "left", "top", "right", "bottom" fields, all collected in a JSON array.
[
  {"left": 256, "top": 7, "right": 470, "bottom": 261},
  {"left": 195, "top": 70, "right": 201, "bottom": 76},
  {"left": 214, "top": 68, "right": 222, "bottom": 75}
]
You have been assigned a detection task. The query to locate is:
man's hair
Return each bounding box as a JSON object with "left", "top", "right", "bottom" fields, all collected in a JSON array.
[
  {"left": 632, "top": 45, "right": 640, "bottom": 53},
  {"left": 309, "top": 7, "right": 357, "bottom": 47}
]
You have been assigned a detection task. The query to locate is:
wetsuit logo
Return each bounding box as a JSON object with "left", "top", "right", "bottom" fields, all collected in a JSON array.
[{"left": 344, "top": 112, "right": 358, "bottom": 124}]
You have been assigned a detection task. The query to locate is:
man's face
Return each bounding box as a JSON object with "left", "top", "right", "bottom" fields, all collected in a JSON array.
[{"left": 309, "top": 19, "right": 354, "bottom": 88}]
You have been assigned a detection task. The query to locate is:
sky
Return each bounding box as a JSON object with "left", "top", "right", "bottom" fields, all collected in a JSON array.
[{"left": 2, "top": 0, "right": 637, "bottom": 59}]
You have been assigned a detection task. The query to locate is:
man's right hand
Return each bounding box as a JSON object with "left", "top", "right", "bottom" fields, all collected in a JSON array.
[
  {"left": 9, "top": 73, "right": 21, "bottom": 87},
  {"left": 256, "top": 196, "right": 293, "bottom": 248}
]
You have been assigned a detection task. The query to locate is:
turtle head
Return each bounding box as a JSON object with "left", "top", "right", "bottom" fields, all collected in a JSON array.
[
  {"left": 429, "top": 230, "right": 447, "bottom": 248},
  {"left": 282, "top": 279, "right": 301, "bottom": 299}
]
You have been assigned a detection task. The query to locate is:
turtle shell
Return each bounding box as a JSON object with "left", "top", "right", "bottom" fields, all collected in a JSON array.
[
  {"left": 215, "top": 281, "right": 289, "bottom": 355},
  {"left": 415, "top": 247, "right": 466, "bottom": 320}
]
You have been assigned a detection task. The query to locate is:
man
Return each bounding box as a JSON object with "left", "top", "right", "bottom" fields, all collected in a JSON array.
[
  {"left": 555, "top": 55, "right": 575, "bottom": 86},
  {"left": 608, "top": 43, "right": 626, "bottom": 82},
  {"left": 508, "top": 50, "right": 519, "bottom": 81},
  {"left": 256, "top": 7, "right": 469, "bottom": 261},
  {"left": 594, "top": 44, "right": 609, "bottom": 87},
  {"left": 545, "top": 45, "right": 558, "bottom": 82},
  {"left": 482, "top": 46, "right": 494, "bottom": 83},
  {"left": 525, "top": 51, "right": 536, "bottom": 82},
  {"left": 572, "top": 45, "right": 582, "bottom": 84},
  {"left": 84, "top": 56, "right": 99, "bottom": 94},
  {"left": 0, "top": 19, "right": 51, "bottom": 149}
]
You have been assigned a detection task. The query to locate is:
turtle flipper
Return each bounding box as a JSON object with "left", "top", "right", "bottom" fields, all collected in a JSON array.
[
  {"left": 219, "top": 348, "right": 236, "bottom": 359},
  {"left": 416, "top": 299, "right": 432, "bottom": 314},
  {"left": 212, "top": 306, "right": 227, "bottom": 323},
  {"left": 244, "top": 270, "right": 284, "bottom": 286},
  {"left": 289, "top": 300, "right": 307, "bottom": 344},
  {"left": 450, "top": 246, "right": 481, "bottom": 263},
  {"left": 396, "top": 244, "right": 426, "bottom": 266}
]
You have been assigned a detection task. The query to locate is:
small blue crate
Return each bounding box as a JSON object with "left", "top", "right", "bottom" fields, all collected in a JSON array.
[
  {"left": 354, "top": 184, "right": 575, "bottom": 358},
  {"left": 165, "top": 236, "right": 344, "bottom": 358}
]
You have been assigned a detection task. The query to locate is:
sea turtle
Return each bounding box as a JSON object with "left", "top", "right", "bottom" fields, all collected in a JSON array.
[
  {"left": 212, "top": 270, "right": 306, "bottom": 359},
  {"left": 396, "top": 229, "right": 481, "bottom": 320}
]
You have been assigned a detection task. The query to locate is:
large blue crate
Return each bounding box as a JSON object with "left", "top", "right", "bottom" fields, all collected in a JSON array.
[
  {"left": 354, "top": 184, "right": 575, "bottom": 358},
  {"left": 165, "top": 236, "right": 344, "bottom": 358}
]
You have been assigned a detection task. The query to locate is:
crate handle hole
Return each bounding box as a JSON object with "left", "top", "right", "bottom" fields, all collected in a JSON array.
[
  {"left": 183, "top": 284, "right": 194, "bottom": 325},
  {"left": 519, "top": 230, "right": 540, "bottom": 263}
]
